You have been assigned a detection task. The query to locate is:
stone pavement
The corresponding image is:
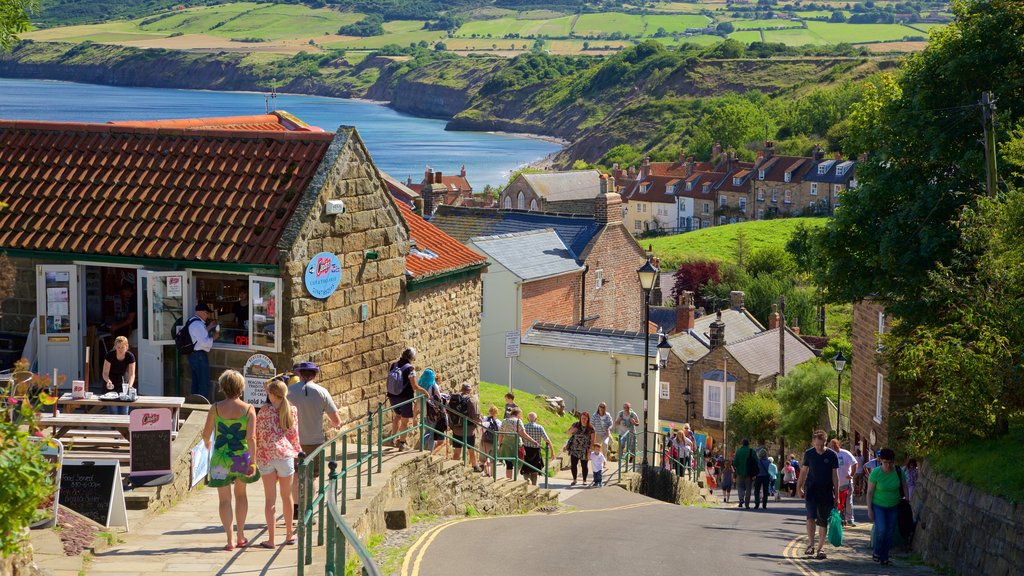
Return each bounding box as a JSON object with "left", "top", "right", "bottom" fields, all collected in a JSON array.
[{"left": 784, "top": 521, "right": 939, "bottom": 576}]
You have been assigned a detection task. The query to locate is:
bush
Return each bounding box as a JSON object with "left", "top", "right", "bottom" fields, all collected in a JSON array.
[
  {"left": 728, "top": 390, "right": 781, "bottom": 447},
  {"left": 338, "top": 15, "right": 384, "bottom": 37},
  {"left": 671, "top": 261, "right": 721, "bottom": 310},
  {"left": 745, "top": 245, "right": 797, "bottom": 278},
  {"left": 777, "top": 360, "right": 841, "bottom": 444}
]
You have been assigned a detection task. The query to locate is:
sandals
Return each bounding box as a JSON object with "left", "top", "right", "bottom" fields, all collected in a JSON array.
[
  {"left": 223, "top": 544, "right": 235, "bottom": 552},
  {"left": 804, "top": 545, "right": 815, "bottom": 556},
  {"left": 236, "top": 538, "right": 249, "bottom": 548},
  {"left": 815, "top": 550, "right": 827, "bottom": 560},
  {"left": 257, "top": 541, "right": 276, "bottom": 550},
  {"left": 284, "top": 538, "right": 297, "bottom": 545}
]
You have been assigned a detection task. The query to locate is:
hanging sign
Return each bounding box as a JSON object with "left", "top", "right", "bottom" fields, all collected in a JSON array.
[
  {"left": 304, "top": 252, "right": 342, "bottom": 299},
  {"left": 243, "top": 353, "right": 275, "bottom": 408}
]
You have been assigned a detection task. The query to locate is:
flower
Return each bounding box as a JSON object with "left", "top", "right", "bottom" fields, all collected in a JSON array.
[
  {"left": 215, "top": 421, "right": 246, "bottom": 453},
  {"left": 230, "top": 455, "right": 252, "bottom": 475},
  {"left": 210, "top": 465, "right": 230, "bottom": 480}
]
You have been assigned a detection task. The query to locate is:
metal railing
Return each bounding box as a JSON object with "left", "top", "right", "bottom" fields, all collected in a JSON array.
[{"left": 296, "top": 392, "right": 553, "bottom": 575}]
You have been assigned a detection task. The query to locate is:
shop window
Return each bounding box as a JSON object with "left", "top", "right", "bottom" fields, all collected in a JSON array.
[
  {"left": 192, "top": 272, "right": 281, "bottom": 352},
  {"left": 875, "top": 373, "right": 884, "bottom": 423},
  {"left": 147, "top": 272, "right": 186, "bottom": 344},
  {"left": 251, "top": 276, "right": 281, "bottom": 352}
]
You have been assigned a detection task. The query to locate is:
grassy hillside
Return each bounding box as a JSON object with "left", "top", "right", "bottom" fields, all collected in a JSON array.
[
  {"left": 646, "top": 217, "right": 828, "bottom": 269},
  {"left": 478, "top": 381, "right": 577, "bottom": 451}
]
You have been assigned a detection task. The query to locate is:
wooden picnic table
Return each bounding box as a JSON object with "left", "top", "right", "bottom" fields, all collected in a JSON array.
[
  {"left": 57, "top": 393, "right": 186, "bottom": 430},
  {"left": 39, "top": 413, "right": 131, "bottom": 440}
]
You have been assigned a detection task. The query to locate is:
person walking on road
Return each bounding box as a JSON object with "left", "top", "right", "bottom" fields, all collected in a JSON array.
[
  {"left": 615, "top": 403, "right": 639, "bottom": 463},
  {"left": 797, "top": 430, "right": 840, "bottom": 559},
  {"left": 768, "top": 456, "right": 779, "bottom": 500},
  {"left": 522, "top": 412, "right": 553, "bottom": 485},
  {"left": 867, "top": 448, "right": 902, "bottom": 566},
  {"left": 592, "top": 402, "right": 613, "bottom": 457},
  {"left": 287, "top": 362, "right": 342, "bottom": 512},
  {"left": 567, "top": 411, "right": 596, "bottom": 486},
  {"left": 254, "top": 379, "right": 301, "bottom": 549},
  {"left": 830, "top": 438, "right": 859, "bottom": 525},
  {"left": 783, "top": 459, "right": 798, "bottom": 497},
  {"left": 732, "top": 439, "right": 756, "bottom": 508},
  {"left": 589, "top": 443, "right": 607, "bottom": 487},
  {"left": 754, "top": 449, "right": 771, "bottom": 509}
]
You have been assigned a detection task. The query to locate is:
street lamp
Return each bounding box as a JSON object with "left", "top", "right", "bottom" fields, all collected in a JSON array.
[
  {"left": 833, "top": 351, "right": 847, "bottom": 437},
  {"left": 684, "top": 359, "right": 695, "bottom": 422},
  {"left": 637, "top": 257, "right": 659, "bottom": 466},
  {"left": 657, "top": 333, "right": 672, "bottom": 369}
]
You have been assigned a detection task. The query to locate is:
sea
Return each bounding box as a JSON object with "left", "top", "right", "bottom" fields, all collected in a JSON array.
[{"left": 0, "top": 78, "right": 562, "bottom": 189}]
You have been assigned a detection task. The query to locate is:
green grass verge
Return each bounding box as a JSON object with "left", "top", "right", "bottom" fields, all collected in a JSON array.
[
  {"left": 928, "top": 418, "right": 1024, "bottom": 504},
  {"left": 645, "top": 218, "right": 828, "bottom": 269},
  {"left": 478, "top": 381, "right": 578, "bottom": 452}
]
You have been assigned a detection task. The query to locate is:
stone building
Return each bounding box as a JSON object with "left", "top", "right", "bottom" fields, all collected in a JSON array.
[
  {"left": 0, "top": 113, "right": 483, "bottom": 423},
  {"left": 498, "top": 170, "right": 602, "bottom": 214},
  {"left": 848, "top": 298, "right": 891, "bottom": 457}
]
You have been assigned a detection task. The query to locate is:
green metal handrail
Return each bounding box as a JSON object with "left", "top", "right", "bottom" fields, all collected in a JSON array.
[{"left": 323, "top": 461, "right": 381, "bottom": 576}]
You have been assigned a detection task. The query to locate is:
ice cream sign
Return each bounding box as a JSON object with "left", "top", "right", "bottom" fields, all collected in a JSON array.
[{"left": 304, "top": 252, "right": 342, "bottom": 299}]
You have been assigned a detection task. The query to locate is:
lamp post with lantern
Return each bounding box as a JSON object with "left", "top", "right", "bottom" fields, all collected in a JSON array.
[
  {"left": 637, "top": 258, "right": 659, "bottom": 466},
  {"left": 833, "top": 351, "right": 847, "bottom": 437}
]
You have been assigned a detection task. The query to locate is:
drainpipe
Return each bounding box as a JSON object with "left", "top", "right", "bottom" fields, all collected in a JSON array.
[{"left": 579, "top": 264, "right": 589, "bottom": 326}]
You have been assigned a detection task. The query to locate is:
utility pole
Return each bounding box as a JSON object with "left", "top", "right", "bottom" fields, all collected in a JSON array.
[
  {"left": 778, "top": 294, "right": 786, "bottom": 378},
  {"left": 980, "top": 91, "right": 999, "bottom": 197}
]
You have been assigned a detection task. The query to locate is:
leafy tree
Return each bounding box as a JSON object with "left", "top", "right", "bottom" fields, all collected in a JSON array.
[
  {"left": 1, "top": 0, "right": 35, "bottom": 50},
  {"left": 434, "top": 41, "right": 447, "bottom": 51},
  {"left": 777, "top": 361, "right": 840, "bottom": 443},
  {"left": 671, "top": 261, "right": 720, "bottom": 310},
  {"left": 337, "top": 14, "right": 384, "bottom": 37},
  {"left": 716, "top": 21, "right": 735, "bottom": 34},
  {"left": 829, "top": 10, "right": 847, "bottom": 22},
  {"left": 745, "top": 245, "right": 796, "bottom": 278},
  {"left": 728, "top": 390, "right": 781, "bottom": 447}
]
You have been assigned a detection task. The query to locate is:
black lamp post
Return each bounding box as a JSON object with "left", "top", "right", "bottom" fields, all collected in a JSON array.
[
  {"left": 833, "top": 351, "right": 847, "bottom": 437},
  {"left": 637, "top": 257, "right": 659, "bottom": 466},
  {"left": 684, "top": 359, "right": 695, "bottom": 422}
]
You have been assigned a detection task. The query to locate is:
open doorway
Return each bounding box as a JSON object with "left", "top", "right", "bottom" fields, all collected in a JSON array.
[{"left": 83, "top": 266, "right": 137, "bottom": 392}]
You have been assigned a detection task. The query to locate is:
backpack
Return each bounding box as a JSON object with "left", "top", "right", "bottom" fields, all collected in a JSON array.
[
  {"left": 386, "top": 363, "right": 406, "bottom": 396},
  {"left": 174, "top": 317, "right": 202, "bottom": 355},
  {"left": 448, "top": 393, "right": 469, "bottom": 428},
  {"left": 483, "top": 417, "right": 499, "bottom": 444},
  {"left": 425, "top": 390, "right": 446, "bottom": 428},
  {"left": 746, "top": 449, "right": 759, "bottom": 478}
]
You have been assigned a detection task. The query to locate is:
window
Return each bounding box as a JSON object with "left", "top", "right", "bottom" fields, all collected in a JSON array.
[
  {"left": 192, "top": 272, "right": 281, "bottom": 352},
  {"left": 784, "top": 172, "right": 791, "bottom": 183},
  {"left": 502, "top": 195, "right": 512, "bottom": 209},
  {"left": 516, "top": 191, "right": 525, "bottom": 210},
  {"left": 758, "top": 170, "right": 765, "bottom": 180},
  {"left": 529, "top": 199, "right": 538, "bottom": 212},
  {"left": 818, "top": 160, "right": 835, "bottom": 175},
  {"left": 833, "top": 184, "right": 843, "bottom": 197},
  {"left": 837, "top": 163, "right": 847, "bottom": 176},
  {"left": 702, "top": 183, "right": 711, "bottom": 193},
  {"left": 703, "top": 380, "right": 735, "bottom": 422},
  {"left": 701, "top": 220, "right": 710, "bottom": 229},
  {"left": 733, "top": 177, "right": 742, "bottom": 186},
  {"left": 757, "top": 209, "right": 764, "bottom": 219},
  {"left": 660, "top": 381, "right": 670, "bottom": 400},
  {"left": 719, "top": 196, "right": 727, "bottom": 208},
  {"left": 738, "top": 197, "right": 747, "bottom": 211},
  {"left": 634, "top": 220, "right": 641, "bottom": 231},
  {"left": 595, "top": 269, "right": 604, "bottom": 290},
  {"left": 686, "top": 181, "right": 693, "bottom": 191},
  {"left": 702, "top": 202, "right": 710, "bottom": 215},
  {"left": 875, "top": 373, "right": 884, "bottom": 423},
  {"left": 783, "top": 190, "right": 792, "bottom": 204},
  {"left": 757, "top": 188, "right": 765, "bottom": 201},
  {"left": 770, "top": 190, "right": 778, "bottom": 203},
  {"left": 810, "top": 182, "right": 818, "bottom": 196},
  {"left": 250, "top": 276, "right": 281, "bottom": 352},
  {"left": 878, "top": 312, "right": 885, "bottom": 335}
]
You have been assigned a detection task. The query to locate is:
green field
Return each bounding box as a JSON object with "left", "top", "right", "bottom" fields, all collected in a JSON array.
[
  {"left": 642, "top": 14, "right": 712, "bottom": 33},
  {"left": 730, "top": 19, "right": 803, "bottom": 30},
  {"left": 140, "top": 3, "right": 362, "bottom": 40},
  {"left": 728, "top": 30, "right": 764, "bottom": 44},
  {"left": 646, "top": 218, "right": 828, "bottom": 268},
  {"left": 572, "top": 13, "right": 646, "bottom": 37},
  {"left": 804, "top": 21, "right": 917, "bottom": 43},
  {"left": 456, "top": 13, "right": 574, "bottom": 38},
  {"left": 763, "top": 27, "right": 829, "bottom": 46},
  {"left": 325, "top": 20, "right": 445, "bottom": 49}
]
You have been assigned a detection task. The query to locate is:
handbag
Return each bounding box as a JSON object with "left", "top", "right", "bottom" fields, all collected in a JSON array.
[{"left": 896, "top": 467, "right": 916, "bottom": 542}]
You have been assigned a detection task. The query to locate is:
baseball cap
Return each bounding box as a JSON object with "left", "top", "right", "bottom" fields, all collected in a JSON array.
[
  {"left": 195, "top": 303, "right": 212, "bottom": 312},
  {"left": 293, "top": 361, "right": 319, "bottom": 372}
]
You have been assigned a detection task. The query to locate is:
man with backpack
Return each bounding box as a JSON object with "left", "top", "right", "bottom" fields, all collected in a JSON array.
[
  {"left": 178, "top": 303, "right": 219, "bottom": 400},
  {"left": 732, "top": 438, "right": 757, "bottom": 509},
  {"left": 386, "top": 348, "right": 422, "bottom": 451},
  {"left": 449, "top": 383, "right": 482, "bottom": 471}
]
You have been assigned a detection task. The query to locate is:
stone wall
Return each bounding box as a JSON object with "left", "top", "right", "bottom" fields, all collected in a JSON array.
[
  {"left": 402, "top": 275, "right": 482, "bottom": 391},
  {"left": 0, "top": 547, "right": 42, "bottom": 576},
  {"left": 520, "top": 272, "right": 582, "bottom": 332},
  {"left": 0, "top": 256, "right": 34, "bottom": 334},
  {"left": 280, "top": 129, "right": 410, "bottom": 425},
  {"left": 580, "top": 224, "right": 645, "bottom": 333},
  {"left": 913, "top": 460, "right": 1024, "bottom": 576}
]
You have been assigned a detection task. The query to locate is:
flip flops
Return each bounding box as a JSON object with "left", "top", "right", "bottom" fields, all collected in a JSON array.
[
  {"left": 258, "top": 541, "right": 276, "bottom": 550},
  {"left": 223, "top": 544, "right": 235, "bottom": 552},
  {"left": 284, "top": 538, "right": 297, "bottom": 545},
  {"left": 236, "top": 538, "right": 249, "bottom": 548}
]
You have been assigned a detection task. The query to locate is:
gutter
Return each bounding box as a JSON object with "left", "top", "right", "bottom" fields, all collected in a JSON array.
[
  {"left": 406, "top": 262, "right": 487, "bottom": 292},
  {"left": 1, "top": 248, "right": 280, "bottom": 274}
]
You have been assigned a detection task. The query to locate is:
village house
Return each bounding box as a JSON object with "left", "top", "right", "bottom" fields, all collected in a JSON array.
[
  {"left": 713, "top": 154, "right": 756, "bottom": 226},
  {"left": 802, "top": 148, "right": 858, "bottom": 215},
  {"left": 497, "top": 170, "right": 602, "bottom": 214},
  {"left": 620, "top": 158, "right": 681, "bottom": 234},
  {"left": 750, "top": 141, "right": 813, "bottom": 219},
  {"left": 848, "top": 298, "right": 893, "bottom": 459},
  {"left": 0, "top": 112, "right": 484, "bottom": 423},
  {"left": 407, "top": 166, "right": 474, "bottom": 214}
]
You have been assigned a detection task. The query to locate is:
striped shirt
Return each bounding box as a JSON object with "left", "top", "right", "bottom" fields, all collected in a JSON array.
[
  {"left": 592, "top": 411, "right": 613, "bottom": 439},
  {"left": 523, "top": 421, "right": 551, "bottom": 448}
]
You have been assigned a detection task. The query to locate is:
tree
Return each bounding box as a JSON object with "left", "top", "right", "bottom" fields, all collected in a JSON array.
[
  {"left": 671, "top": 261, "right": 721, "bottom": 310},
  {"left": 716, "top": 21, "right": 735, "bottom": 35},
  {"left": 777, "top": 361, "right": 840, "bottom": 443},
  {"left": 728, "top": 390, "right": 781, "bottom": 447},
  {"left": 745, "top": 245, "right": 796, "bottom": 278},
  {"left": 434, "top": 41, "right": 447, "bottom": 51},
  {"left": 829, "top": 10, "right": 847, "bottom": 22},
  {"left": 1, "top": 0, "right": 36, "bottom": 51}
]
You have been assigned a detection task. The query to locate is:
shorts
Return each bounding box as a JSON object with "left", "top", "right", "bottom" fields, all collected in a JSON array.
[
  {"left": 258, "top": 457, "right": 296, "bottom": 477},
  {"left": 453, "top": 434, "right": 476, "bottom": 449},
  {"left": 388, "top": 393, "right": 414, "bottom": 418},
  {"left": 805, "top": 493, "right": 834, "bottom": 527}
]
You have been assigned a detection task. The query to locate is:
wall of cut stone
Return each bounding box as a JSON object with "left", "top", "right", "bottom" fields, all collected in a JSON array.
[
  {"left": 402, "top": 275, "right": 482, "bottom": 392},
  {"left": 913, "top": 460, "right": 1023, "bottom": 576}
]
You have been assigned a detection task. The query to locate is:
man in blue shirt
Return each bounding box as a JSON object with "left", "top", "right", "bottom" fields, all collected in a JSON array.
[{"left": 797, "top": 429, "right": 840, "bottom": 559}]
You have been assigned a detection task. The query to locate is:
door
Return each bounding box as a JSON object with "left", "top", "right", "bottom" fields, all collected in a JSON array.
[
  {"left": 138, "top": 271, "right": 188, "bottom": 396},
  {"left": 36, "top": 265, "right": 81, "bottom": 387}
]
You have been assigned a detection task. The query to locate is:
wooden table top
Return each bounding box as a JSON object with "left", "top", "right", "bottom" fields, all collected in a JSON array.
[{"left": 57, "top": 393, "right": 185, "bottom": 408}]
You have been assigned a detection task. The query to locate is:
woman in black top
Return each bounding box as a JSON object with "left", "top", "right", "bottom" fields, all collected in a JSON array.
[
  {"left": 566, "top": 411, "right": 596, "bottom": 486},
  {"left": 102, "top": 336, "right": 136, "bottom": 415}
]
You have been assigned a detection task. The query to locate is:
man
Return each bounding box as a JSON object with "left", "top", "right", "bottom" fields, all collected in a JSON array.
[
  {"left": 288, "top": 361, "right": 342, "bottom": 508},
  {"left": 450, "top": 383, "right": 482, "bottom": 471},
  {"left": 616, "top": 402, "right": 640, "bottom": 462},
  {"left": 387, "top": 348, "right": 421, "bottom": 451},
  {"left": 186, "top": 303, "right": 218, "bottom": 400},
  {"left": 732, "top": 438, "right": 755, "bottom": 509},
  {"left": 522, "top": 412, "right": 553, "bottom": 485},
  {"left": 797, "top": 430, "right": 840, "bottom": 560},
  {"left": 830, "top": 438, "right": 859, "bottom": 526},
  {"left": 592, "top": 402, "right": 613, "bottom": 457}
]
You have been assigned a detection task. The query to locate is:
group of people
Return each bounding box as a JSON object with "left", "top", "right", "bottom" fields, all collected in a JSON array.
[{"left": 201, "top": 361, "right": 341, "bottom": 551}]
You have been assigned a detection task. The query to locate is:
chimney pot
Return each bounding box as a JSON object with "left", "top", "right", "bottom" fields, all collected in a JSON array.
[
  {"left": 730, "top": 291, "right": 745, "bottom": 310},
  {"left": 769, "top": 303, "right": 781, "bottom": 330},
  {"left": 675, "top": 291, "right": 696, "bottom": 332},
  {"left": 435, "top": 171, "right": 443, "bottom": 183}
]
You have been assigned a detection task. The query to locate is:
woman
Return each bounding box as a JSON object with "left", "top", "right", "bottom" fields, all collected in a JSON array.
[
  {"left": 867, "top": 448, "right": 902, "bottom": 566},
  {"left": 720, "top": 462, "right": 734, "bottom": 503},
  {"left": 904, "top": 458, "right": 918, "bottom": 501},
  {"left": 682, "top": 423, "right": 696, "bottom": 453},
  {"left": 497, "top": 407, "right": 535, "bottom": 480},
  {"left": 101, "top": 336, "right": 135, "bottom": 415},
  {"left": 203, "top": 370, "right": 260, "bottom": 551},
  {"left": 480, "top": 405, "right": 501, "bottom": 476},
  {"left": 254, "top": 379, "right": 301, "bottom": 549},
  {"left": 768, "top": 456, "right": 779, "bottom": 498},
  {"left": 754, "top": 448, "right": 771, "bottom": 509},
  {"left": 566, "top": 411, "right": 596, "bottom": 486},
  {"left": 418, "top": 369, "right": 447, "bottom": 456},
  {"left": 783, "top": 458, "right": 798, "bottom": 497},
  {"left": 669, "top": 429, "right": 691, "bottom": 477}
]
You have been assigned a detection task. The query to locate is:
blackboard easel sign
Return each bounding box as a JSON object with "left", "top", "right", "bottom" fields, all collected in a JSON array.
[
  {"left": 129, "top": 408, "right": 173, "bottom": 487},
  {"left": 58, "top": 459, "right": 128, "bottom": 529}
]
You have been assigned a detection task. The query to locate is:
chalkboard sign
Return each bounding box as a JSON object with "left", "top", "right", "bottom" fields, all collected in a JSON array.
[
  {"left": 59, "top": 459, "right": 128, "bottom": 529},
  {"left": 130, "top": 409, "right": 173, "bottom": 484}
]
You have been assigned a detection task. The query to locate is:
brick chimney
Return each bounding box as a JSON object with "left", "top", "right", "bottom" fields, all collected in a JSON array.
[
  {"left": 422, "top": 172, "right": 446, "bottom": 215},
  {"left": 686, "top": 156, "right": 695, "bottom": 177},
  {"left": 676, "top": 291, "right": 696, "bottom": 332},
  {"left": 813, "top": 144, "right": 824, "bottom": 161},
  {"left": 424, "top": 166, "right": 433, "bottom": 184},
  {"left": 712, "top": 142, "right": 722, "bottom": 163},
  {"left": 595, "top": 174, "right": 622, "bottom": 225},
  {"left": 407, "top": 175, "right": 413, "bottom": 186},
  {"left": 640, "top": 156, "right": 651, "bottom": 181},
  {"left": 765, "top": 140, "right": 775, "bottom": 159},
  {"left": 730, "top": 290, "right": 745, "bottom": 310},
  {"left": 709, "top": 311, "right": 726, "bottom": 349},
  {"left": 834, "top": 152, "right": 842, "bottom": 161},
  {"left": 627, "top": 165, "right": 636, "bottom": 178},
  {"left": 678, "top": 151, "right": 686, "bottom": 165},
  {"left": 769, "top": 303, "right": 781, "bottom": 330}
]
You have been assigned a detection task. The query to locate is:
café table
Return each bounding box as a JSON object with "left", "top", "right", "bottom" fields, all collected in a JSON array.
[{"left": 57, "top": 392, "right": 186, "bottom": 431}]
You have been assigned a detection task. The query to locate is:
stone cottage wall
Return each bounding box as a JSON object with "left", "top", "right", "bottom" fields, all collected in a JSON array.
[
  {"left": 280, "top": 130, "right": 410, "bottom": 424},
  {"left": 0, "top": 256, "right": 35, "bottom": 334},
  {"left": 402, "top": 275, "right": 482, "bottom": 392},
  {"left": 913, "top": 460, "right": 1024, "bottom": 576}
]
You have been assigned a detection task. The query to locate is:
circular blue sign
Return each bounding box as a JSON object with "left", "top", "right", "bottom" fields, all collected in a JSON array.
[{"left": 304, "top": 252, "right": 342, "bottom": 299}]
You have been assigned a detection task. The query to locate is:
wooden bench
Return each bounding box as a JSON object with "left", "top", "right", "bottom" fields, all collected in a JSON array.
[{"left": 39, "top": 414, "right": 130, "bottom": 439}]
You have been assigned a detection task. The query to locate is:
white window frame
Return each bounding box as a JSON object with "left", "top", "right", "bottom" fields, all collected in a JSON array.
[
  {"left": 771, "top": 190, "right": 778, "bottom": 203},
  {"left": 718, "top": 215, "right": 726, "bottom": 225},
  {"left": 517, "top": 191, "right": 525, "bottom": 210},
  {"left": 250, "top": 275, "right": 282, "bottom": 353},
  {"left": 874, "top": 373, "right": 884, "bottom": 424},
  {"left": 502, "top": 195, "right": 512, "bottom": 209},
  {"left": 758, "top": 170, "right": 765, "bottom": 180},
  {"left": 703, "top": 202, "right": 710, "bottom": 215},
  {"left": 784, "top": 172, "right": 791, "bottom": 183},
  {"left": 594, "top": 269, "right": 604, "bottom": 290},
  {"left": 757, "top": 209, "right": 764, "bottom": 219},
  {"left": 702, "top": 183, "right": 711, "bottom": 193},
  {"left": 703, "top": 380, "right": 735, "bottom": 422},
  {"left": 810, "top": 182, "right": 818, "bottom": 196},
  {"left": 733, "top": 177, "right": 742, "bottom": 186},
  {"left": 834, "top": 184, "right": 843, "bottom": 197},
  {"left": 784, "top": 189, "right": 792, "bottom": 204},
  {"left": 719, "top": 196, "right": 727, "bottom": 208},
  {"left": 529, "top": 198, "right": 538, "bottom": 212},
  {"left": 147, "top": 271, "right": 187, "bottom": 345},
  {"left": 739, "top": 197, "right": 747, "bottom": 211}
]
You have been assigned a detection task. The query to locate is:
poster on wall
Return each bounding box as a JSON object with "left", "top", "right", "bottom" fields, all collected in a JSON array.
[
  {"left": 242, "top": 354, "right": 275, "bottom": 408},
  {"left": 304, "top": 252, "right": 342, "bottom": 299}
]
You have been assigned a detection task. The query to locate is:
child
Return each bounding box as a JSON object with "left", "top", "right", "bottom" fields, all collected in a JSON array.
[
  {"left": 720, "top": 462, "right": 734, "bottom": 503},
  {"left": 589, "top": 443, "right": 607, "bottom": 487}
]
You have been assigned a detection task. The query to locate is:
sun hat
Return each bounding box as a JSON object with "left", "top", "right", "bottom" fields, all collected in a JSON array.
[
  {"left": 293, "top": 361, "right": 319, "bottom": 372},
  {"left": 418, "top": 368, "right": 436, "bottom": 388}
]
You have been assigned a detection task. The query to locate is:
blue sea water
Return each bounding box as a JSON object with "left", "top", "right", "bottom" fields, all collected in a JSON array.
[{"left": 0, "top": 78, "right": 561, "bottom": 189}]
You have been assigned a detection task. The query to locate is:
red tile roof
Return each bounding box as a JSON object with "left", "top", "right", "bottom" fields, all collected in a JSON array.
[
  {"left": 395, "top": 201, "right": 486, "bottom": 279},
  {"left": 109, "top": 111, "right": 323, "bottom": 133},
  {"left": 0, "top": 120, "right": 334, "bottom": 265}
]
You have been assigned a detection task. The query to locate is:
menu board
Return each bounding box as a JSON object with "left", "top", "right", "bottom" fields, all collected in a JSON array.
[
  {"left": 130, "top": 409, "right": 173, "bottom": 483},
  {"left": 58, "top": 460, "right": 128, "bottom": 529}
]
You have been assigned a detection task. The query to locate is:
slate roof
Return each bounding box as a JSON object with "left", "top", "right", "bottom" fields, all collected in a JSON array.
[
  {"left": 430, "top": 206, "right": 602, "bottom": 262},
  {"left": 649, "top": 160, "right": 716, "bottom": 178},
  {"left": 470, "top": 229, "right": 581, "bottom": 281},
  {"left": 0, "top": 119, "right": 334, "bottom": 265},
  {"left": 623, "top": 174, "right": 680, "bottom": 205},
  {"left": 669, "top": 308, "right": 766, "bottom": 362},
  {"left": 804, "top": 158, "right": 857, "bottom": 184},
  {"left": 522, "top": 322, "right": 659, "bottom": 357},
  {"left": 518, "top": 170, "right": 601, "bottom": 201},
  {"left": 725, "top": 328, "right": 817, "bottom": 379},
  {"left": 396, "top": 201, "right": 486, "bottom": 280}
]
